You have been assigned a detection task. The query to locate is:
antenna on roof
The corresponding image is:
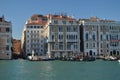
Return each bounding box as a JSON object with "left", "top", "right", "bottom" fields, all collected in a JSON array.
[{"left": 54, "top": 12, "right": 68, "bottom": 17}]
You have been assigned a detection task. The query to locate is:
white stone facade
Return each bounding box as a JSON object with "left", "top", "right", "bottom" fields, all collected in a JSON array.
[
  {"left": 80, "top": 17, "right": 120, "bottom": 57},
  {"left": 25, "top": 25, "right": 45, "bottom": 56},
  {"left": 109, "top": 22, "right": 120, "bottom": 56},
  {"left": 45, "top": 15, "right": 80, "bottom": 58},
  {"left": 21, "top": 14, "right": 47, "bottom": 57}
]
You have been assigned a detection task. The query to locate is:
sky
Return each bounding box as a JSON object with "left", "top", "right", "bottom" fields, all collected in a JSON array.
[{"left": 0, "top": 0, "right": 120, "bottom": 39}]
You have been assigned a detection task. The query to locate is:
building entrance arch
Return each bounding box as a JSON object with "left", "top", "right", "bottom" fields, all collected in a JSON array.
[
  {"left": 113, "top": 50, "right": 116, "bottom": 56},
  {"left": 89, "top": 50, "right": 92, "bottom": 56}
]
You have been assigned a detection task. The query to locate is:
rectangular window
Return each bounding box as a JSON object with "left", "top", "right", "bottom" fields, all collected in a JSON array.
[
  {"left": 93, "top": 43, "right": 95, "bottom": 48},
  {"left": 101, "top": 35, "right": 103, "bottom": 41},
  {"left": 51, "top": 26, "right": 55, "bottom": 32},
  {"left": 27, "top": 49, "right": 29, "bottom": 52},
  {"left": 107, "top": 44, "right": 109, "bottom": 48},
  {"left": 27, "top": 40, "right": 29, "bottom": 43},
  {"left": 41, "top": 26, "right": 43, "bottom": 28},
  {"left": 37, "top": 26, "right": 40, "bottom": 28},
  {"left": 7, "top": 39, "right": 9, "bottom": 43},
  {"left": 59, "top": 34, "right": 63, "bottom": 40},
  {"left": 62, "top": 20, "right": 66, "bottom": 24},
  {"left": 27, "top": 35, "right": 29, "bottom": 38},
  {"left": 52, "top": 35, "right": 54, "bottom": 40},
  {"left": 69, "top": 21, "right": 73, "bottom": 24},
  {"left": 86, "top": 33, "right": 88, "bottom": 41},
  {"left": 52, "top": 44, "right": 54, "bottom": 50},
  {"left": 86, "top": 43, "right": 88, "bottom": 49},
  {"left": 34, "top": 26, "right": 36, "bottom": 28},
  {"left": 73, "top": 27, "right": 77, "bottom": 32},
  {"left": 101, "top": 43, "right": 102, "bottom": 48},
  {"left": 74, "top": 45, "right": 77, "bottom": 49},
  {"left": 41, "top": 40, "right": 43, "bottom": 43},
  {"left": 67, "top": 27, "right": 71, "bottom": 32},
  {"left": 76, "top": 35, "right": 78, "bottom": 40},
  {"left": 59, "top": 44, "right": 63, "bottom": 50},
  {"left": 67, "top": 43, "right": 71, "bottom": 50},
  {"left": 6, "top": 45, "right": 9, "bottom": 50},
  {"left": 92, "top": 34, "right": 95, "bottom": 41},
  {"left": 106, "top": 35, "right": 109, "bottom": 41},
  {"left": 6, "top": 28, "right": 10, "bottom": 32},
  {"left": 37, "top": 40, "right": 39, "bottom": 43},
  {"left": 59, "top": 26, "right": 63, "bottom": 32}
]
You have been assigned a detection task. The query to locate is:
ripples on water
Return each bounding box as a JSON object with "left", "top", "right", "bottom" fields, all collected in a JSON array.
[{"left": 0, "top": 60, "right": 120, "bottom": 80}]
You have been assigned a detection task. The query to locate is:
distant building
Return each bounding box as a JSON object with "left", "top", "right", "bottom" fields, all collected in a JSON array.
[
  {"left": 109, "top": 22, "right": 120, "bottom": 56},
  {"left": 0, "top": 16, "right": 12, "bottom": 59},
  {"left": 21, "top": 14, "right": 47, "bottom": 57},
  {"left": 44, "top": 14, "right": 80, "bottom": 58},
  {"left": 12, "top": 39, "right": 21, "bottom": 58},
  {"left": 79, "top": 17, "right": 120, "bottom": 57}
]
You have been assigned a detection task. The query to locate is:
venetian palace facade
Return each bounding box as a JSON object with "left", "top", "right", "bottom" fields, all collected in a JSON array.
[
  {"left": 80, "top": 17, "right": 120, "bottom": 57},
  {"left": 21, "top": 14, "right": 80, "bottom": 58},
  {"left": 21, "top": 14, "right": 120, "bottom": 58},
  {"left": 44, "top": 14, "right": 80, "bottom": 58},
  {"left": 0, "top": 16, "right": 12, "bottom": 59}
]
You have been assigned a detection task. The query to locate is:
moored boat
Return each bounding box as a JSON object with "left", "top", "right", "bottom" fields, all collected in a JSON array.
[
  {"left": 118, "top": 60, "right": 120, "bottom": 63},
  {"left": 83, "top": 56, "right": 96, "bottom": 61},
  {"left": 103, "top": 56, "right": 117, "bottom": 61},
  {"left": 27, "top": 50, "right": 39, "bottom": 61}
]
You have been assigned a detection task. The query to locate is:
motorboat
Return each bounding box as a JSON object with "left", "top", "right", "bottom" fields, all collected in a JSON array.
[
  {"left": 118, "top": 59, "right": 120, "bottom": 63},
  {"left": 103, "top": 56, "right": 117, "bottom": 61},
  {"left": 109, "top": 56, "right": 117, "bottom": 61},
  {"left": 27, "top": 50, "right": 39, "bottom": 61}
]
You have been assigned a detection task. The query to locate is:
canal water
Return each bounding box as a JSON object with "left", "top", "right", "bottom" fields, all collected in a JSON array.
[{"left": 0, "top": 60, "right": 120, "bottom": 80}]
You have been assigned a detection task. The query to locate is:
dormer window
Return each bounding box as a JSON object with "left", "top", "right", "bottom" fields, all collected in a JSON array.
[
  {"left": 62, "top": 20, "right": 66, "bottom": 24},
  {"left": 69, "top": 21, "right": 73, "bottom": 24},
  {"left": 31, "top": 18, "right": 37, "bottom": 21},
  {"left": 54, "top": 20, "right": 58, "bottom": 24}
]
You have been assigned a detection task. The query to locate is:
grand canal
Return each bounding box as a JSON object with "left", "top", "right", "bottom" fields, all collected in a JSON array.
[{"left": 0, "top": 60, "right": 120, "bottom": 80}]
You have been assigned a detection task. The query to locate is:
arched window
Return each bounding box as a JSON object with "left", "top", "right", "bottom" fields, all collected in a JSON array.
[
  {"left": 101, "top": 35, "right": 103, "bottom": 41},
  {"left": 92, "top": 33, "right": 95, "bottom": 41},
  {"left": 109, "top": 35, "right": 111, "bottom": 40},
  {"left": 73, "top": 35, "right": 75, "bottom": 40},
  {"left": 89, "top": 50, "right": 92, "bottom": 56},
  {"left": 86, "top": 33, "right": 88, "bottom": 41},
  {"left": 67, "top": 35, "right": 69, "bottom": 39},
  {"left": 117, "top": 51, "right": 119, "bottom": 56},
  {"left": 110, "top": 51, "right": 112, "bottom": 56},
  {"left": 52, "top": 35, "right": 54, "bottom": 40},
  {"left": 106, "top": 35, "right": 109, "bottom": 41}
]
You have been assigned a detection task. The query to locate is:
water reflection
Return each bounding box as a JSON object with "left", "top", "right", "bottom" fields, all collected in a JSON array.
[
  {"left": 0, "top": 60, "right": 120, "bottom": 80},
  {"left": 40, "top": 61, "right": 55, "bottom": 80}
]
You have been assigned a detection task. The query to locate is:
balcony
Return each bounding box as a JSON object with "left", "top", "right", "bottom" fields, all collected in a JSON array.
[
  {"left": 46, "top": 39, "right": 55, "bottom": 43},
  {"left": 66, "top": 39, "right": 78, "bottom": 42}
]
